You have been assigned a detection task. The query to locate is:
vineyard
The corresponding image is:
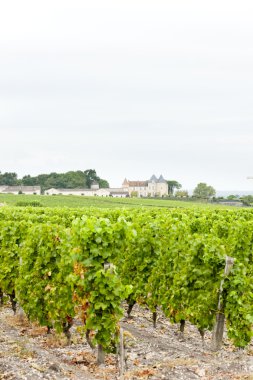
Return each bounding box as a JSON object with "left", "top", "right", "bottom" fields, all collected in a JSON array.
[{"left": 0, "top": 206, "right": 253, "bottom": 378}]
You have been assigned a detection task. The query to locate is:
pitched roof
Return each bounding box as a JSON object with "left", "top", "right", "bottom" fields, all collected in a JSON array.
[
  {"left": 158, "top": 175, "right": 167, "bottom": 183},
  {"left": 149, "top": 174, "right": 158, "bottom": 182},
  {"left": 122, "top": 175, "right": 166, "bottom": 187},
  {"left": 1, "top": 186, "right": 41, "bottom": 192},
  {"left": 128, "top": 181, "right": 148, "bottom": 187},
  {"left": 109, "top": 188, "right": 127, "bottom": 192},
  {"left": 110, "top": 190, "right": 129, "bottom": 195},
  {"left": 47, "top": 188, "right": 110, "bottom": 193},
  {"left": 48, "top": 188, "right": 93, "bottom": 193},
  {"left": 122, "top": 178, "right": 129, "bottom": 186}
]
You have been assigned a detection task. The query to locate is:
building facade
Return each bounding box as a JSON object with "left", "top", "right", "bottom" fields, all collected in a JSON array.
[
  {"left": 122, "top": 175, "right": 168, "bottom": 197},
  {"left": 46, "top": 187, "right": 128, "bottom": 197},
  {"left": 0, "top": 185, "right": 41, "bottom": 195},
  {"left": 46, "top": 188, "right": 111, "bottom": 196}
]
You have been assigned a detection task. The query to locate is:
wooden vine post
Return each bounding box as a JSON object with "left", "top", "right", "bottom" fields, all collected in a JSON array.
[
  {"left": 212, "top": 255, "right": 234, "bottom": 350},
  {"left": 97, "top": 344, "right": 105, "bottom": 365},
  {"left": 119, "top": 327, "right": 125, "bottom": 378},
  {"left": 97, "top": 262, "right": 115, "bottom": 366}
]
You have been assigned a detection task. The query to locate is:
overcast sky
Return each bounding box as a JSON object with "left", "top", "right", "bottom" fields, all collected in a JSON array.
[{"left": 1, "top": 0, "right": 253, "bottom": 191}]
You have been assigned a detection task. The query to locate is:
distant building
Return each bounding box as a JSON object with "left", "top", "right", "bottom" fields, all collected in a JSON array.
[
  {"left": 122, "top": 175, "right": 168, "bottom": 197},
  {"left": 45, "top": 187, "right": 129, "bottom": 197},
  {"left": 0, "top": 185, "right": 41, "bottom": 195},
  {"left": 90, "top": 181, "right": 100, "bottom": 190},
  {"left": 109, "top": 189, "right": 129, "bottom": 198},
  {"left": 46, "top": 188, "right": 111, "bottom": 197}
]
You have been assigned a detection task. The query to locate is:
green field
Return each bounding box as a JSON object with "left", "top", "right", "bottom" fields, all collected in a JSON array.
[{"left": 0, "top": 193, "right": 229, "bottom": 209}]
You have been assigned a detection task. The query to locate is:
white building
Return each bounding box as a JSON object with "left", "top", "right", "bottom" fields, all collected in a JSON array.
[
  {"left": 0, "top": 185, "right": 41, "bottom": 195},
  {"left": 109, "top": 189, "right": 129, "bottom": 198},
  {"left": 122, "top": 175, "right": 168, "bottom": 197},
  {"left": 45, "top": 188, "right": 111, "bottom": 197},
  {"left": 45, "top": 187, "right": 128, "bottom": 197}
]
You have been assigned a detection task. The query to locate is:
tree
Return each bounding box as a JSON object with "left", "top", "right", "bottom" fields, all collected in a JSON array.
[
  {"left": 20, "top": 170, "right": 110, "bottom": 191},
  {"left": 227, "top": 194, "right": 239, "bottom": 200},
  {"left": 98, "top": 179, "right": 109, "bottom": 188},
  {"left": 84, "top": 169, "right": 109, "bottom": 189},
  {"left": 167, "top": 180, "right": 182, "bottom": 195},
  {"left": 241, "top": 195, "right": 253, "bottom": 206},
  {"left": 0, "top": 172, "right": 19, "bottom": 186},
  {"left": 84, "top": 169, "right": 99, "bottom": 188},
  {"left": 22, "top": 175, "right": 38, "bottom": 186},
  {"left": 193, "top": 183, "right": 216, "bottom": 199}
]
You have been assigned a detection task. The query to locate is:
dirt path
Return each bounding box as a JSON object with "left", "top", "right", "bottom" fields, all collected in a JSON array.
[
  {"left": 0, "top": 307, "right": 98, "bottom": 380},
  {"left": 0, "top": 304, "right": 253, "bottom": 379}
]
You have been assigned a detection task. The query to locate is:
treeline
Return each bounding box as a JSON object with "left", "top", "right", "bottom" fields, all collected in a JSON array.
[{"left": 0, "top": 170, "right": 109, "bottom": 191}]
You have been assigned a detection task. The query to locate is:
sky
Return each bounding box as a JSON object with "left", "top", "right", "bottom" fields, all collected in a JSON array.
[{"left": 1, "top": 0, "right": 253, "bottom": 192}]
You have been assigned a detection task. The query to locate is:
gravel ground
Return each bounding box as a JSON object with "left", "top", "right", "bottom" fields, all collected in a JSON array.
[{"left": 0, "top": 303, "right": 253, "bottom": 380}]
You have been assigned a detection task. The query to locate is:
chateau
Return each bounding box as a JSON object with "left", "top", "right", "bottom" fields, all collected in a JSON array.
[{"left": 122, "top": 175, "right": 168, "bottom": 197}]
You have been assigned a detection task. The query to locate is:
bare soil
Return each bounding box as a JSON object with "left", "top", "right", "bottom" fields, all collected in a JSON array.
[{"left": 0, "top": 303, "right": 252, "bottom": 380}]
